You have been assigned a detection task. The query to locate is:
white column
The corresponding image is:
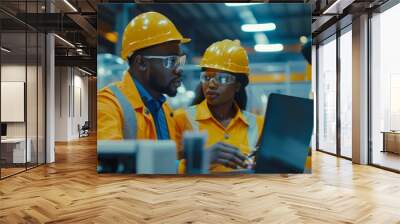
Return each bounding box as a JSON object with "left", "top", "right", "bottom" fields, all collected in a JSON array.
[
  {"left": 46, "top": 1, "right": 55, "bottom": 163},
  {"left": 352, "top": 14, "right": 369, "bottom": 164},
  {"left": 311, "top": 45, "right": 317, "bottom": 151},
  {"left": 46, "top": 33, "right": 55, "bottom": 163}
]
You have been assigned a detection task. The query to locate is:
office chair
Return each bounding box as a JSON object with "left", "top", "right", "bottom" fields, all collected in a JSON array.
[{"left": 78, "top": 121, "right": 90, "bottom": 138}]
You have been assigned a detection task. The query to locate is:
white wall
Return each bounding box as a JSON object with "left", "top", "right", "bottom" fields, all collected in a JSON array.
[
  {"left": 55, "top": 67, "right": 89, "bottom": 141},
  {"left": 1, "top": 82, "right": 25, "bottom": 122},
  {"left": 1, "top": 64, "right": 26, "bottom": 81},
  {"left": 1, "top": 65, "right": 26, "bottom": 140},
  {"left": 55, "top": 67, "right": 69, "bottom": 141},
  {"left": 74, "top": 73, "right": 89, "bottom": 135},
  {"left": 0, "top": 65, "right": 39, "bottom": 138},
  {"left": 1, "top": 64, "right": 46, "bottom": 164}
]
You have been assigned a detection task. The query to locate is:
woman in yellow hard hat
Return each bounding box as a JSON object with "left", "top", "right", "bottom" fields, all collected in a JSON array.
[{"left": 174, "top": 39, "right": 264, "bottom": 173}]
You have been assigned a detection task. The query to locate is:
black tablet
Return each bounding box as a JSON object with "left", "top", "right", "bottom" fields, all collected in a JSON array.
[{"left": 255, "top": 93, "right": 314, "bottom": 173}]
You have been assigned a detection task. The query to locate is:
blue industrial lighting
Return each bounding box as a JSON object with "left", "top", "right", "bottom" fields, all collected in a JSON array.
[
  {"left": 254, "top": 44, "right": 284, "bottom": 52},
  {"left": 241, "top": 23, "right": 276, "bottom": 32}
]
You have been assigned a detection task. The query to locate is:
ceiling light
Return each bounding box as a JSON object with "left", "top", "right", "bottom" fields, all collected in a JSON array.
[
  {"left": 254, "top": 44, "right": 284, "bottom": 52},
  {"left": 63, "top": 0, "right": 78, "bottom": 12},
  {"left": 322, "top": 0, "right": 347, "bottom": 15},
  {"left": 225, "top": 3, "right": 263, "bottom": 7},
  {"left": 54, "top": 34, "right": 75, "bottom": 48},
  {"left": 1, "top": 47, "right": 11, "bottom": 53},
  {"left": 241, "top": 23, "right": 276, "bottom": 32},
  {"left": 300, "top": 36, "right": 308, "bottom": 44},
  {"left": 78, "top": 67, "right": 92, "bottom": 76}
]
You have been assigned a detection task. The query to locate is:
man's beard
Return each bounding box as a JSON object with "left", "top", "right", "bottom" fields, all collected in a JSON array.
[{"left": 149, "top": 78, "right": 177, "bottom": 97}]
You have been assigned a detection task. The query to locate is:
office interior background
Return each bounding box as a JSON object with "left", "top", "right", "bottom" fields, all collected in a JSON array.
[
  {"left": 0, "top": 0, "right": 399, "bottom": 222},
  {"left": 313, "top": 0, "right": 400, "bottom": 172},
  {"left": 0, "top": 0, "right": 97, "bottom": 179},
  {"left": 1, "top": 0, "right": 399, "bottom": 179}
]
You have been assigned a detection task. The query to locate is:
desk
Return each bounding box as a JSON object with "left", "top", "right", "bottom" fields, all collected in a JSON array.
[
  {"left": 1, "top": 138, "right": 31, "bottom": 163},
  {"left": 382, "top": 131, "right": 400, "bottom": 154}
]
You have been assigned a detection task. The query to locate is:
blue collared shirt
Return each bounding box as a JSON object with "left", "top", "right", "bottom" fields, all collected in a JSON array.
[{"left": 133, "top": 78, "right": 170, "bottom": 140}]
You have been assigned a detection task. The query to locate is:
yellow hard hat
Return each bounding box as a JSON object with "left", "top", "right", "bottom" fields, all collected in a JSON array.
[
  {"left": 121, "top": 11, "right": 191, "bottom": 60},
  {"left": 199, "top": 39, "right": 249, "bottom": 75}
]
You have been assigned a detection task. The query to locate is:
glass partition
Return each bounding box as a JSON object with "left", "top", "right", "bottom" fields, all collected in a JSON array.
[
  {"left": 1, "top": 30, "right": 28, "bottom": 177},
  {"left": 0, "top": 0, "right": 46, "bottom": 179}
]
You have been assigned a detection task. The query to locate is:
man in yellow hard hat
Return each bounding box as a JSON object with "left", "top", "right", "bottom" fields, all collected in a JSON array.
[
  {"left": 97, "top": 11, "right": 190, "bottom": 141},
  {"left": 98, "top": 13, "right": 252, "bottom": 174}
]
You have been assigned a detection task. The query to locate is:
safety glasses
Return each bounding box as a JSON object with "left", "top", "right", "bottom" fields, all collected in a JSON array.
[
  {"left": 200, "top": 71, "right": 236, "bottom": 85},
  {"left": 142, "top": 55, "right": 186, "bottom": 70}
]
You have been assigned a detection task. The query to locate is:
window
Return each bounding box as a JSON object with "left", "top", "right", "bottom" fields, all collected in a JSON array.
[
  {"left": 339, "top": 28, "right": 352, "bottom": 158},
  {"left": 371, "top": 3, "right": 400, "bottom": 171},
  {"left": 317, "top": 36, "right": 337, "bottom": 154}
]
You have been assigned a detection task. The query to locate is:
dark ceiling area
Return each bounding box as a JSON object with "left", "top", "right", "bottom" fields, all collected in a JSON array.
[
  {"left": 97, "top": 3, "right": 311, "bottom": 65},
  {"left": 0, "top": 0, "right": 99, "bottom": 74}
]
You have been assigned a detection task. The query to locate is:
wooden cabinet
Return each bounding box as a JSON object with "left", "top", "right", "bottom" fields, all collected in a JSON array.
[{"left": 382, "top": 132, "right": 400, "bottom": 154}]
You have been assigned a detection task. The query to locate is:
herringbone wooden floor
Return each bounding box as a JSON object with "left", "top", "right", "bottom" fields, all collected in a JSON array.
[{"left": 1, "top": 135, "right": 400, "bottom": 224}]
